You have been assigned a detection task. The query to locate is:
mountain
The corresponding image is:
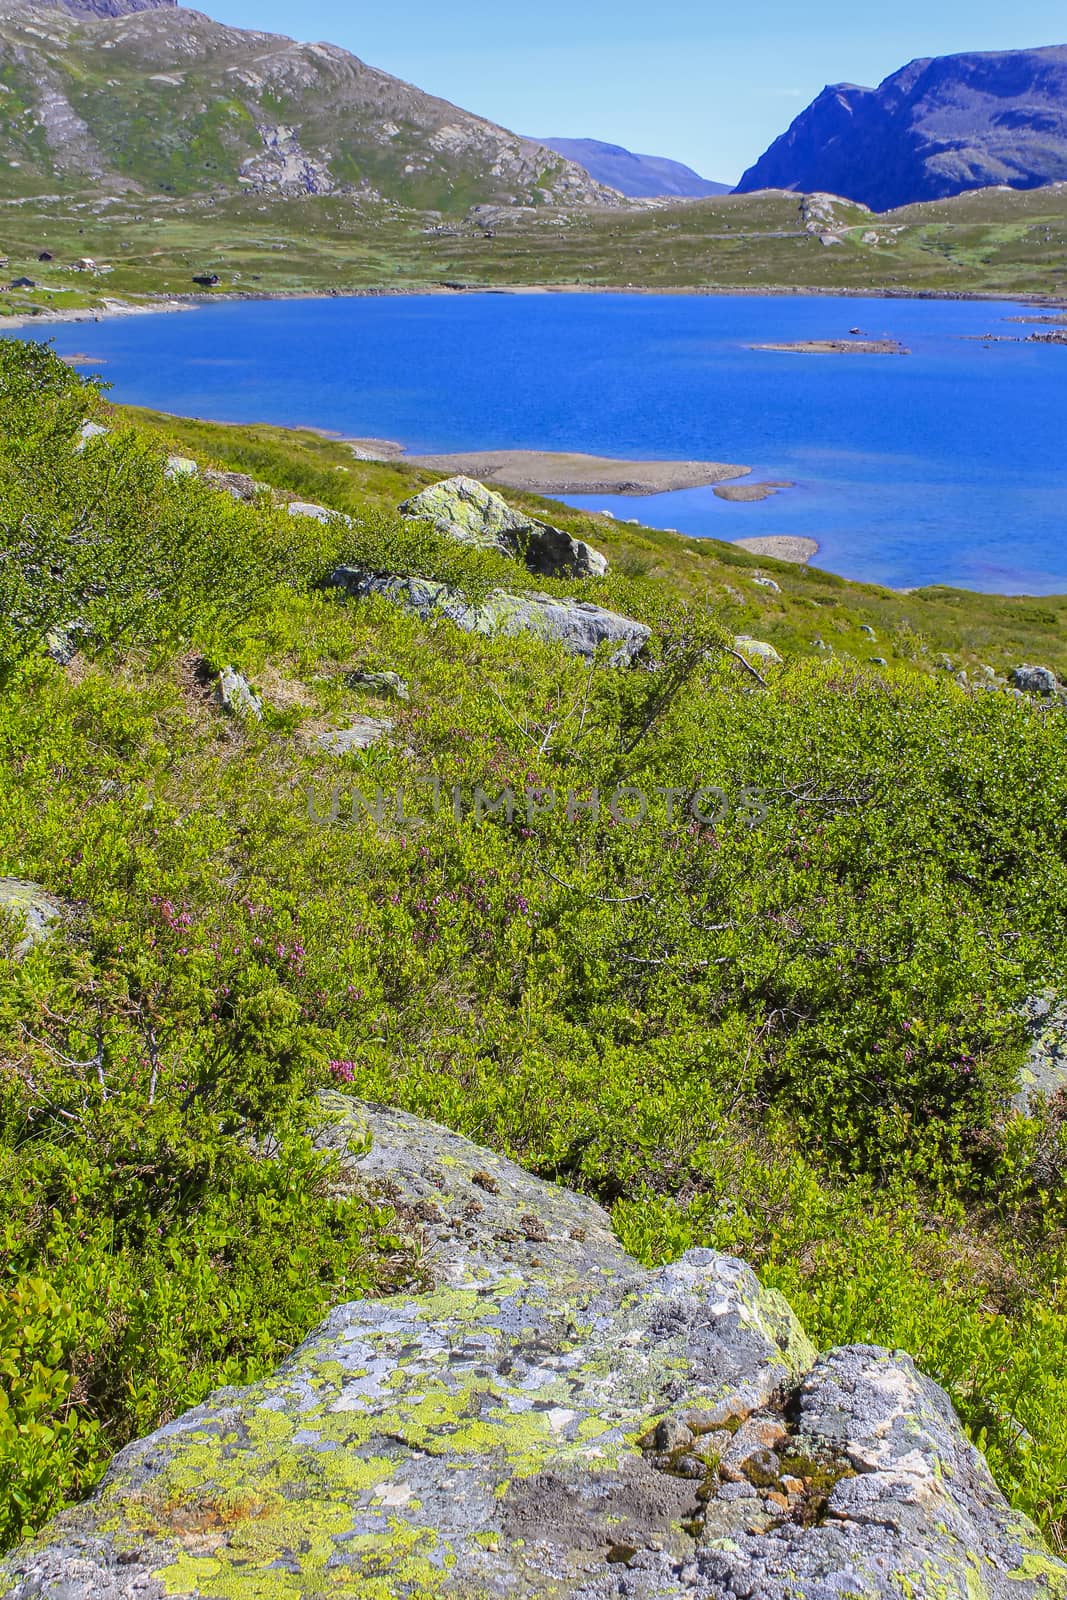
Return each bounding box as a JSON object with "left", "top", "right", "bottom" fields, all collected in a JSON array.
[
  {"left": 736, "top": 45, "right": 1067, "bottom": 212},
  {"left": 0, "top": 0, "right": 617, "bottom": 209},
  {"left": 537, "top": 137, "right": 729, "bottom": 197}
]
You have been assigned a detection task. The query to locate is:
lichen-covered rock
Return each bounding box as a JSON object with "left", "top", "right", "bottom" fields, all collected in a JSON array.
[
  {"left": 288, "top": 501, "right": 352, "bottom": 527},
  {"left": 202, "top": 469, "right": 269, "bottom": 504},
  {"left": 164, "top": 455, "right": 198, "bottom": 480},
  {"left": 1011, "top": 664, "right": 1060, "bottom": 697},
  {"left": 0, "top": 878, "right": 63, "bottom": 959},
  {"left": 314, "top": 718, "right": 392, "bottom": 755},
  {"left": 400, "top": 476, "right": 608, "bottom": 579},
  {"left": 327, "top": 568, "right": 649, "bottom": 663},
  {"left": 2, "top": 1096, "right": 1062, "bottom": 1599},
  {"left": 1013, "top": 993, "right": 1067, "bottom": 1112},
  {"left": 214, "top": 666, "right": 263, "bottom": 721},
  {"left": 74, "top": 419, "right": 107, "bottom": 452},
  {"left": 733, "top": 635, "right": 782, "bottom": 665},
  {"left": 344, "top": 669, "right": 410, "bottom": 702}
]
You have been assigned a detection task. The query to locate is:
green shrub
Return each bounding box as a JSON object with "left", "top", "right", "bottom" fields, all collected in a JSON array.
[{"left": 1, "top": 340, "right": 1066, "bottom": 1556}]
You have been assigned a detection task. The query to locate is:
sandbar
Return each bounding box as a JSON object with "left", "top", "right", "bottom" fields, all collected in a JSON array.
[
  {"left": 399, "top": 449, "right": 751, "bottom": 496},
  {"left": 733, "top": 536, "right": 819, "bottom": 565},
  {"left": 750, "top": 338, "right": 908, "bottom": 355},
  {"left": 714, "top": 480, "right": 793, "bottom": 503}
]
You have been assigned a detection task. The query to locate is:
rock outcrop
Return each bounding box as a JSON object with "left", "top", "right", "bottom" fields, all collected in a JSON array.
[
  {"left": 0, "top": 878, "right": 63, "bottom": 959},
  {"left": 214, "top": 666, "right": 263, "bottom": 722},
  {"left": 314, "top": 717, "right": 392, "bottom": 755},
  {"left": 327, "top": 568, "right": 650, "bottom": 663},
  {"left": 1014, "top": 994, "right": 1067, "bottom": 1112},
  {"left": 0, "top": 4, "right": 619, "bottom": 210},
  {"left": 1, "top": 1094, "right": 1062, "bottom": 1598},
  {"left": 400, "top": 477, "right": 609, "bottom": 580},
  {"left": 736, "top": 46, "right": 1067, "bottom": 211},
  {"left": 1010, "top": 664, "right": 1061, "bottom": 697}
]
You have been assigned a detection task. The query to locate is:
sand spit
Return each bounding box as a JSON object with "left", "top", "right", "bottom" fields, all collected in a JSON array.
[{"left": 733, "top": 535, "right": 819, "bottom": 565}]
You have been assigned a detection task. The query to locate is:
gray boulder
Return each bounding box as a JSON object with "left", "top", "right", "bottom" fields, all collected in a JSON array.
[
  {"left": 214, "top": 666, "right": 263, "bottom": 721},
  {"left": 0, "top": 1094, "right": 1061, "bottom": 1599},
  {"left": 203, "top": 469, "right": 269, "bottom": 503},
  {"left": 1013, "top": 994, "right": 1067, "bottom": 1113},
  {"left": 400, "top": 476, "right": 608, "bottom": 579},
  {"left": 751, "top": 575, "right": 781, "bottom": 593},
  {"left": 74, "top": 420, "right": 107, "bottom": 452},
  {"left": 314, "top": 717, "right": 392, "bottom": 755},
  {"left": 734, "top": 635, "right": 782, "bottom": 666},
  {"left": 344, "top": 669, "right": 410, "bottom": 701},
  {"left": 163, "top": 455, "right": 198, "bottom": 480},
  {"left": 44, "top": 622, "right": 85, "bottom": 666},
  {"left": 288, "top": 500, "right": 353, "bottom": 527},
  {"left": 1010, "top": 664, "right": 1060, "bottom": 697},
  {"left": 327, "top": 567, "right": 649, "bottom": 663},
  {"left": 0, "top": 878, "right": 63, "bottom": 959}
]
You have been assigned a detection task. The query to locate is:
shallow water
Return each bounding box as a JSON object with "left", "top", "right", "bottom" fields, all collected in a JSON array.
[{"left": 14, "top": 291, "right": 1067, "bottom": 593}]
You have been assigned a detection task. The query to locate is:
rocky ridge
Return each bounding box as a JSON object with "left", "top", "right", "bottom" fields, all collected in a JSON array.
[
  {"left": 0, "top": 0, "right": 618, "bottom": 209},
  {"left": 736, "top": 45, "right": 1067, "bottom": 210},
  {"left": 0, "top": 1094, "right": 1062, "bottom": 1598}
]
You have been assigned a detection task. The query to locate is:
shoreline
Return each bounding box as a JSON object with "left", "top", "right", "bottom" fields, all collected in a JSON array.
[{"left": 2, "top": 279, "right": 1066, "bottom": 336}]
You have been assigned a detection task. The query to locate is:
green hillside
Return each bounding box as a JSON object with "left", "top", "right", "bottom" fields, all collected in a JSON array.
[
  {"left": 0, "top": 1, "right": 610, "bottom": 211},
  {"left": 1, "top": 340, "right": 1066, "bottom": 1562},
  {"left": 2, "top": 183, "right": 1067, "bottom": 326}
]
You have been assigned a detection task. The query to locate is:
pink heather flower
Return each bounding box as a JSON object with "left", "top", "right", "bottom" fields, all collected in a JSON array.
[{"left": 328, "top": 1060, "right": 357, "bottom": 1084}]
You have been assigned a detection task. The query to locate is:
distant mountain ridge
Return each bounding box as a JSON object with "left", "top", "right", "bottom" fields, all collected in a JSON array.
[
  {"left": 39, "top": 0, "right": 176, "bottom": 13},
  {"left": 0, "top": 0, "right": 618, "bottom": 210},
  {"left": 736, "top": 45, "right": 1067, "bottom": 211},
  {"left": 537, "top": 137, "right": 729, "bottom": 198}
]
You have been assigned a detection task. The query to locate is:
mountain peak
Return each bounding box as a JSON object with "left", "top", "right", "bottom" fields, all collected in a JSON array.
[{"left": 736, "top": 43, "right": 1067, "bottom": 210}]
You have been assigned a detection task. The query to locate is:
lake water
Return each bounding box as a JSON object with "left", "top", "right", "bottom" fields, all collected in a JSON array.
[{"left": 14, "top": 292, "right": 1067, "bottom": 593}]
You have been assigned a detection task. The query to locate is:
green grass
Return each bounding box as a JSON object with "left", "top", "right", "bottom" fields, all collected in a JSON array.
[
  {"left": 2, "top": 341, "right": 1067, "bottom": 1561},
  {"left": 2, "top": 182, "right": 1067, "bottom": 322}
]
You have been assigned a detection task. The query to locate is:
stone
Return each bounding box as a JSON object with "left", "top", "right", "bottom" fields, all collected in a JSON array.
[
  {"left": 44, "top": 623, "right": 84, "bottom": 666},
  {"left": 327, "top": 568, "right": 650, "bottom": 664},
  {"left": 0, "top": 878, "right": 63, "bottom": 960},
  {"left": 74, "top": 419, "right": 107, "bottom": 452},
  {"left": 214, "top": 665, "right": 263, "bottom": 721},
  {"left": 1, "top": 1096, "right": 1062, "bottom": 1599},
  {"left": 717, "top": 1416, "right": 788, "bottom": 1483},
  {"left": 203, "top": 469, "right": 269, "bottom": 503},
  {"left": 860, "top": 624, "right": 877, "bottom": 638},
  {"left": 163, "top": 455, "right": 198, "bottom": 480},
  {"left": 399, "top": 476, "right": 608, "bottom": 579},
  {"left": 652, "top": 1417, "right": 695, "bottom": 1454},
  {"left": 871, "top": 656, "right": 888, "bottom": 666},
  {"left": 314, "top": 717, "right": 392, "bottom": 755},
  {"left": 1012, "top": 994, "right": 1067, "bottom": 1113},
  {"left": 751, "top": 575, "right": 781, "bottom": 593},
  {"left": 733, "top": 635, "right": 783, "bottom": 666},
  {"left": 344, "top": 669, "right": 410, "bottom": 702},
  {"left": 1010, "top": 664, "right": 1060, "bottom": 697},
  {"left": 288, "top": 500, "right": 352, "bottom": 526}
]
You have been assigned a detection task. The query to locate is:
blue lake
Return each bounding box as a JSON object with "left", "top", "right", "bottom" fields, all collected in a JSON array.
[{"left": 13, "top": 291, "right": 1067, "bottom": 593}]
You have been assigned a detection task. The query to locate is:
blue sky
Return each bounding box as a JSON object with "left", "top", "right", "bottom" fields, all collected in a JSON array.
[{"left": 209, "top": 0, "right": 1067, "bottom": 182}]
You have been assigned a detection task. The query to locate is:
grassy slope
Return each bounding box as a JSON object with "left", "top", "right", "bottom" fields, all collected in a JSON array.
[
  {"left": 3, "top": 348, "right": 1067, "bottom": 1558},
  {"left": 2, "top": 184, "right": 1067, "bottom": 322},
  {"left": 122, "top": 404, "right": 1067, "bottom": 680}
]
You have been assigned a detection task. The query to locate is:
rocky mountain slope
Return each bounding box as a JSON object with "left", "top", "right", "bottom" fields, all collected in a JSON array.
[
  {"left": 537, "top": 136, "right": 729, "bottom": 197},
  {"left": 736, "top": 45, "right": 1067, "bottom": 211},
  {"left": 0, "top": 0, "right": 617, "bottom": 209}
]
